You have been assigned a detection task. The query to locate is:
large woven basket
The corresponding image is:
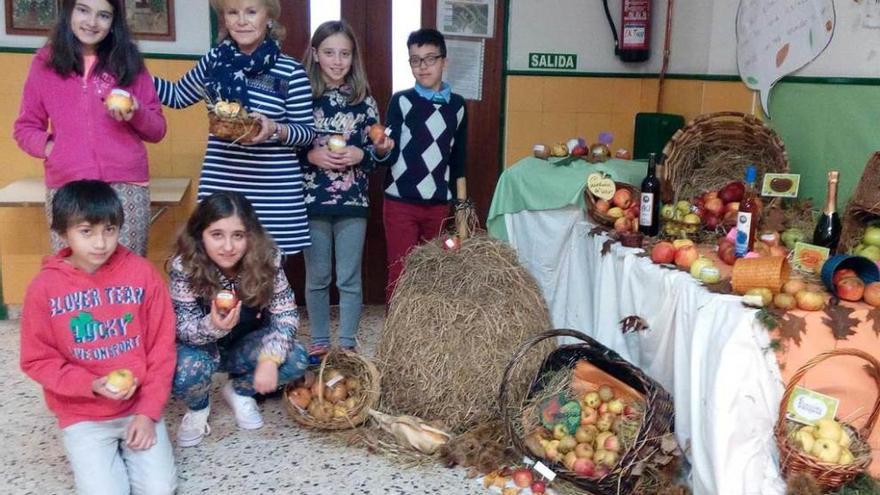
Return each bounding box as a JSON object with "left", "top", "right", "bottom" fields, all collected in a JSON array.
[
  {"left": 840, "top": 152, "right": 880, "bottom": 254},
  {"left": 661, "top": 111, "right": 789, "bottom": 201},
  {"left": 499, "top": 329, "right": 675, "bottom": 494},
  {"left": 284, "top": 349, "right": 380, "bottom": 430},
  {"left": 208, "top": 112, "right": 261, "bottom": 142},
  {"left": 731, "top": 256, "right": 791, "bottom": 294},
  {"left": 775, "top": 348, "right": 879, "bottom": 491}
]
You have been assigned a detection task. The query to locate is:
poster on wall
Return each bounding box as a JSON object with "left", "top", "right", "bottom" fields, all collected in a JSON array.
[
  {"left": 736, "top": 0, "right": 835, "bottom": 117},
  {"left": 5, "top": 0, "right": 58, "bottom": 36},
  {"left": 444, "top": 38, "right": 484, "bottom": 100},
  {"left": 437, "top": 0, "right": 494, "bottom": 38},
  {"left": 125, "top": 0, "right": 175, "bottom": 41}
]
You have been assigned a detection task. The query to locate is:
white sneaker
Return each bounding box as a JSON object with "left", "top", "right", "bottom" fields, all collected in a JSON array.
[
  {"left": 221, "top": 381, "right": 264, "bottom": 430},
  {"left": 177, "top": 406, "right": 211, "bottom": 447}
]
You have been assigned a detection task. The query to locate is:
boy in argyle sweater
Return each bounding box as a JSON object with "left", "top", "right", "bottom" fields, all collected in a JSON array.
[{"left": 382, "top": 28, "right": 468, "bottom": 304}]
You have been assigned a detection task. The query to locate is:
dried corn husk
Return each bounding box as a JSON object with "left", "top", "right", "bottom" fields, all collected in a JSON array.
[{"left": 368, "top": 409, "right": 451, "bottom": 454}]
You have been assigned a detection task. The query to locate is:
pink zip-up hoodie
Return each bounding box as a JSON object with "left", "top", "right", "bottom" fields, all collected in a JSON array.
[{"left": 13, "top": 46, "right": 166, "bottom": 189}]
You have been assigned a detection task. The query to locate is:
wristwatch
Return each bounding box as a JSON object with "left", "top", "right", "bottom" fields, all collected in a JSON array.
[{"left": 270, "top": 123, "right": 281, "bottom": 142}]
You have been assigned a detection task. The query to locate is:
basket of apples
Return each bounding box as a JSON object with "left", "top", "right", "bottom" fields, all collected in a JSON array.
[
  {"left": 498, "top": 329, "right": 674, "bottom": 494},
  {"left": 585, "top": 181, "right": 641, "bottom": 233},
  {"left": 284, "top": 349, "right": 380, "bottom": 430},
  {"left": 775, "top": 348, "right": 879, "bottom": 491}
]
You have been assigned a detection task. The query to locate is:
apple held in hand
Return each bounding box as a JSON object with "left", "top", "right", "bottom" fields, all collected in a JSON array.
[
  {"left": 327, "top": 134, "right": 347, "bottom": 152},
  {"left": 215, "top": 289, "right": 238, "bottom": 311},
  {"left": 105, "top": 89, "right": 133, "bottom": 113},
  {"left": 368, "top": 124, "right": 388, "bottom": 145},
  {"left": 105, "top": 368, "right": 135, "bottom": 394}
]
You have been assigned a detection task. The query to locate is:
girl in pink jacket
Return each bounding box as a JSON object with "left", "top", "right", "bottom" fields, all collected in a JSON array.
[{"left": 14, "top": 0, "right": 166, "bottom": 256}]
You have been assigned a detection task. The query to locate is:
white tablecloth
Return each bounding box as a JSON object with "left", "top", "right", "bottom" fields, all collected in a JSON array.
[{"left": 504, "top": 208, "right": 788, "bottom": 495}]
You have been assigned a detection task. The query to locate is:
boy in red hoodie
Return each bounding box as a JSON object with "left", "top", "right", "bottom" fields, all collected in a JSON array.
[{"left": 20, "top": 180, "right": 177, "bottom": 494}]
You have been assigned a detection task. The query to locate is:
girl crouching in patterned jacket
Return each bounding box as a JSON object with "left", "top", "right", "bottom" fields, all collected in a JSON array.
[{"left": 168, "top": 191, "right": 308, "bottom": 447}]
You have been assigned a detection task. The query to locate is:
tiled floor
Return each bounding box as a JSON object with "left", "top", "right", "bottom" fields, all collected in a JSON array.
[{"left": 1, "top": 306, "right": 483, "bottom": 494}]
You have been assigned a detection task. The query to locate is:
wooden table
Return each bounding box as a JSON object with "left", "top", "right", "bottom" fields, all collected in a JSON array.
[{"left": 0, "top": 177, "right": 191, "bottom": 223}]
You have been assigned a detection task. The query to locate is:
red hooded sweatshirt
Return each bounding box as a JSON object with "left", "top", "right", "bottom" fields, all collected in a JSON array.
[{"left": 20, "top": 246, "right": 176, "bottom": 428}]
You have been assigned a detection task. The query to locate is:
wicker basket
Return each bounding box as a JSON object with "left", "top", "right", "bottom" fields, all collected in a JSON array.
[
  {"left": 839, "top": 152, "right": 880, "bottom": 254},
  {"left": 499, "top": 329, "right": 675, "bottom": 494},
  {"left": 661, "top": 111, "right": 789, "bottom": 202},
  {"left": 208, "top": 112, "right": 261, "bottom": 142},
  {"left": 585, "top": 182, "right": 640, "bottom": 228},
  {"left": 774, "top": 348, "right": 879, "bottom": 491},
  {"left": 284, "top": 349, "right": 380, "bottom": 430},
  {"left": 731, "top": 256, "right": 790, "bottom": 294}
]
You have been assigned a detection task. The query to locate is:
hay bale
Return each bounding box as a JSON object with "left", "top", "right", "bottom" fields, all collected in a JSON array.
[{"left": 377, "top": 234, "right": 552, "bottom": 433}]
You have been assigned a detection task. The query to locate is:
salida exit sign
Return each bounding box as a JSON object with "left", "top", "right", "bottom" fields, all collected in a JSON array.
[{"left": 528, "top": 52, "right": 577, "bottom": 69}]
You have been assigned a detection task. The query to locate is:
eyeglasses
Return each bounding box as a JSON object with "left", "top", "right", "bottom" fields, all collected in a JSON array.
[{"left": 408, "top": 54, "right": 445, "bottom": 68}]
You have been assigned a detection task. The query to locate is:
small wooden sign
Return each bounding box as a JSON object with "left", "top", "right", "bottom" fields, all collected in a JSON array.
[{"left": 586, "top": 173, "right": 616, "bottom": 200}]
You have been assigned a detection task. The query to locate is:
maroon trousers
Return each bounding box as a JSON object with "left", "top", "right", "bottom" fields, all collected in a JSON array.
[{"left": 383, "top": 197, "right": 450, "bottom": 304}]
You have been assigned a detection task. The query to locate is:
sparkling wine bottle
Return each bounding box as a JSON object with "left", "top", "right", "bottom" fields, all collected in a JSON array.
[{"left": 813, "top": 170, "right": 841, "bottom": 253}]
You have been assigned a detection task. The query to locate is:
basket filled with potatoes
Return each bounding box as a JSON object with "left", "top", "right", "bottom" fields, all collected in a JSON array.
[{"left": 284, "top": 349, "right": 380, "bottom": 430}]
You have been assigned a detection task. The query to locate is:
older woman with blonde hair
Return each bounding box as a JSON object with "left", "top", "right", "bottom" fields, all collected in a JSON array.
[{"left": 154, "top": 0, "right": 316, "bottom": 255}]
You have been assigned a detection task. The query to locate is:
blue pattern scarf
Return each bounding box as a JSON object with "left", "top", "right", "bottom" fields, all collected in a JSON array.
[{"left": 206, "top": 37, "right": 280, "bottom": 109}]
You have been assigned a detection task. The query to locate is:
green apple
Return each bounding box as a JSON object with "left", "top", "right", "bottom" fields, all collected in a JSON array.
[
  {"left": 861, "top": 245, "right": 880, "bottom": 262},
  {"left": 781, "top": 228, "right": 806, "bottom": 250},
  {"left": 811, "top": 438, "right": 841, "bottom": 463},
  {"left": 676, "top": 200, "right": 692, "bottom": 214},
  {"left": 815, "top": 419, "right": 843, "bottom": 442},
  {"left": 690, "top": 257, "right": 715, "bottom": 279},
  {"left": 864, "top": 226, "right": 880, "bottom": 247},
  {"left": 661, "top": 204, "right": 675, "bottom": 220}
]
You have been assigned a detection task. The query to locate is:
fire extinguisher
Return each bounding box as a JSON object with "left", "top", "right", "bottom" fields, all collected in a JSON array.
[{"left": 602, "top": 0, "right": 651, "bottom": 62}]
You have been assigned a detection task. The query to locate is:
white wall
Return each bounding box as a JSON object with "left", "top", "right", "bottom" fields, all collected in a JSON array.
[
  {"left": 0, "top": 3, "right": 211, "bottom": 56},
  {"left": 508, "top": 0, "right": 880, "bottom": 78}
]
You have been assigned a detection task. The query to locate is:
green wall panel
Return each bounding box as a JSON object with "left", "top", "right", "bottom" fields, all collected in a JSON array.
[{"left": 769, "top": 83, "right": 880, "bottom": 207}]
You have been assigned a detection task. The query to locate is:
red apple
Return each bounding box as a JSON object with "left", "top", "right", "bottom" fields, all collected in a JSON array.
[
  {"left": 595, "top": 199, "right": 610, "bottom": 213},
  {"left": 719, "top": 181, "right": 745, "bottom": 203},
  {"left": 703, "top": 191, "right": 719, "bottom": 202},
  {"left": 864, "top": 282, "right": 880, "bottom": 306},
  {"left": 531, "top": 481, "right": 547, "bottom": 493},
  {"left": 512, "top": 468, "right": 533, "bottom": 488},
  {"left": 573, "top": 457, "right": 596, "bottom": 476},
  {"left": 612, "top": 189, "right": 633, "bottom": 209},
  {"left": 651, "top": 242, "right": 676, "bottom": 264},
  {"left": 718, "top": 244, "right": 736, "bottom": 265},
  {"left": 703, "top": 212, "right": 721, "bottom": 230},
  {"left": 704, "top": 197, "right": 724, "bottom": 215},
  {"left": 836, "top": 277, "right": 865, "bottom": 302},
  {"left": 625, "top": 205, "right": 639, "bottom": 220},
  {"left": 725, "top": 202, "right": 741, "bottom": 214},
  {"left": 214, "top": 289, "right": 238, "bottom": 311},
  {"left": 675, "top": 245, "right": 699, "bottom": 270},
  {"left": 832, "top": 268, "right": 859, "bottom": 286}
]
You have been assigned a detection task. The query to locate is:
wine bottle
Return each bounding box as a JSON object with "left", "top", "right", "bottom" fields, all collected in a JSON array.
[
  {"left": 735, "top": 165, "right": 759, "bottom": 257},
  {"left": 813, "top": 170, "right": 841, "bottom": 253},
  {"left": 639, "top": 153, "right": 661, "bottom": 236}
]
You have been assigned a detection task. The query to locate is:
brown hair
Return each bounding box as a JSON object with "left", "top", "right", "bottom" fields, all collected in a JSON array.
[
  {"left": 210, "top": 0, "right": 286, "bottom": 43},
  {"left": 302, "top": 20, "right": 370, "bottom": 104},
  {"left": 173, "top": 192, "right": 278, "bottom": 308}
]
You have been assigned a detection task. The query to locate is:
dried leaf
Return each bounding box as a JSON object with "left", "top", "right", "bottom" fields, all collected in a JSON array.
[
  {"left": 660, "top": 434, "right": 679, "bottom": 454},
  {"left": 620, "top": 315, "right": 649, "bottom": 334},
  {"left": 590, "top": 225, "right": 608, "bottom": 236},
  {"left": 761, "top": 206, "right": 787, "bottom": 233},
  {"left": 777, "top": 313, "right": 807, "bottom": 347},
  {"left": 821, "top": 304, "right": 859, "bottom": 340},
  {"left": 704, "top": 278, "right": 734, "bottom": 295},
  {"left": 866, "top": 306, "right": 880, "bottom": 337},
  {"left": 634, "top": 251, "right": 651, "bottom": 258},
  {"left": 601, "top": 239, "right": 615, "bottom": 256}
]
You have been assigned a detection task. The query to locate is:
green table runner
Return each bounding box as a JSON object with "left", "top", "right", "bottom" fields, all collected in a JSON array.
[{"left": 487, "top": 156, "right": 647, "bottom": 240}]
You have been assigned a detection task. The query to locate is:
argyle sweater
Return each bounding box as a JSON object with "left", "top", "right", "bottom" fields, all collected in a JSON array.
[{"left": 383, "top": 88, "right": 467, "bottom": 204}]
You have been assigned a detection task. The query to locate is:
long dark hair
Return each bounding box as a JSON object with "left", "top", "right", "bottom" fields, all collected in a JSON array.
[
  {"left": 174, "top": 192, "right": 278, "bottom": 309},
  {"left": 303, "top": 20, "right": 370, "bottom": 104},
  {"left": 48, "top": 0, "right": 144, "bottom": 86}
]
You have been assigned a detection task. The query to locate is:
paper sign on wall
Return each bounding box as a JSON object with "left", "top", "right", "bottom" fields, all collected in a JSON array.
[{"left": 736, "top": 0, "right": 835, "bottom": 116}]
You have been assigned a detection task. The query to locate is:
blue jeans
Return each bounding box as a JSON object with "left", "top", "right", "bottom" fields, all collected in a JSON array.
[
  {"left": 172, "top": 321, "right": 308, "bottom": 410},
  {"left": 62, "top": 416, "right": 176, "bottom": 495},
  {"left": 303, "top": 215, "right": 367, "bottom": 348}
]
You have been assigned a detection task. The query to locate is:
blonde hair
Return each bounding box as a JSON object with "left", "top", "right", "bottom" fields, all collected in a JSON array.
[
  {"left": 210, "top": 0, "right": 286, "bottom": 43},
  {"left": 303, "top": 20, "right": 370, "bottom": 104}
]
